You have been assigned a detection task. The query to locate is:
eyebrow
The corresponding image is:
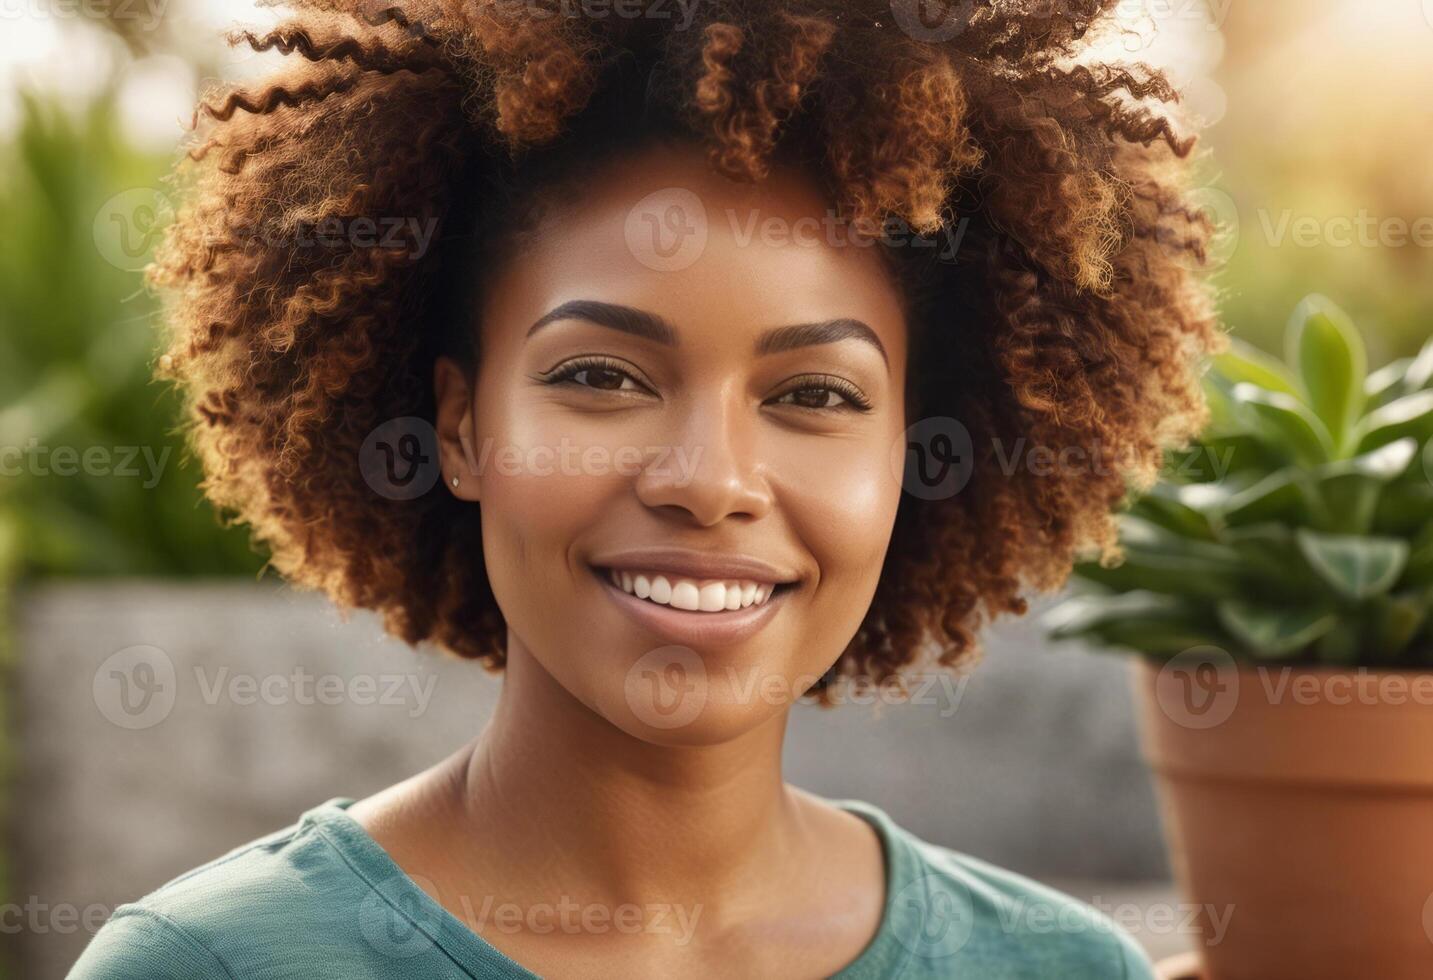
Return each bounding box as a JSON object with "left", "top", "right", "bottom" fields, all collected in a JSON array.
[{"left": 526, "top": 299, "right": 889, "bottom": 367}]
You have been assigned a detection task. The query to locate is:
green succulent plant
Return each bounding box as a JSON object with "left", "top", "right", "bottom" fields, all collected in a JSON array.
[{"left": 1047, "top": 295, "right": 1433, "bottom": 666}]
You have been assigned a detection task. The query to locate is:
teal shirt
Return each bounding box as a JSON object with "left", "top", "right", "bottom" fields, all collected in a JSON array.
[{"left": 70, "top": 796, "right": 1155, "bottom": 979}]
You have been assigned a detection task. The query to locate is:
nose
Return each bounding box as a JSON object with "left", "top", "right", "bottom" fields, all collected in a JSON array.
[{"left": 634, "top": 389, "right": 773, "bottom": 526}]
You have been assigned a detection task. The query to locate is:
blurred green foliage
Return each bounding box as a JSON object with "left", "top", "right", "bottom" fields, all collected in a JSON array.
[
  {"left": 0, "top": 88, "right": 264, "bottom": 580},
  {"left": 1049, "top": 296, "right": 1433, "bottom": 666}
]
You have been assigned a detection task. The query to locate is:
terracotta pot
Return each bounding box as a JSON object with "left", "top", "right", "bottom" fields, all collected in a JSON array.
[{"left": 1134, "top": 657, "right": 1433, "bottom": 980}]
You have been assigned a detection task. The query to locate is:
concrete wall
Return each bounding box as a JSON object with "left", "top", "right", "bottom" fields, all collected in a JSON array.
[{"left": 14, "top": 581, "right": 1168, "bottom": 977}]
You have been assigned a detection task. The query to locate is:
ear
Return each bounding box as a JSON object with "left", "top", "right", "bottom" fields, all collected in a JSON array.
[{"left": 434, "top": 355, "right": 480, "bottom": 502}]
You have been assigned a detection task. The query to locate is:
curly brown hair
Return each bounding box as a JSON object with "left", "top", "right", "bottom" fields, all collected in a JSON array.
[{"left": 152, "top": 0, "right": 1220, "bottom": 702}]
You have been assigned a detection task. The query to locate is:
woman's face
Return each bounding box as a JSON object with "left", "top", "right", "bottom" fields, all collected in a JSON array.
[{"left": 437, "top": 140, "right": 909, "bottom": 745}]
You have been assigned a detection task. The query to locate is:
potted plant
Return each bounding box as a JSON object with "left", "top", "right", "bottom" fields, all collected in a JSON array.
[{"left": 1047, "top": 295, "right": 1433, "bottom": 980}]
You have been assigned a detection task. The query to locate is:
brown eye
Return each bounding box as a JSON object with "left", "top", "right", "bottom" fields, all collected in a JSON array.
[
  {"left": 779, "top": 387, "right": 845, "bottom": 409},
  {"left": 574, "top": 366, "right": 629, "bottom": 390},
  {"left": 770, "top": 375, "right": 873, "bottom": 413},
  {"left": 541, "top": 356, "right": 652, "bottom": 396}
]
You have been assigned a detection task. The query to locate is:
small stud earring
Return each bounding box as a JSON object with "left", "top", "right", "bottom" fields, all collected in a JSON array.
[{"left": 451, "top": 475, "right": 460, "bottom": 488}]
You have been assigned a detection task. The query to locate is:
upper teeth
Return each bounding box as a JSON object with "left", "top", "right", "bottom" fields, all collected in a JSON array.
[{"left": 606, "top": 569, "right": 776, "bottom": 611}]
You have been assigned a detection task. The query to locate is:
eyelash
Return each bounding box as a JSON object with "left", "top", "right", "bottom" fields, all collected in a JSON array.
[{"left": 538, "top": 357, "right": 873, "bottom": 412}]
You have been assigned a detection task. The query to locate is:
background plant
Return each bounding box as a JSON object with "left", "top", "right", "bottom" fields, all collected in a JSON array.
[{"left": 1048, "top": 295, "right": 1433, "bottom": 666}]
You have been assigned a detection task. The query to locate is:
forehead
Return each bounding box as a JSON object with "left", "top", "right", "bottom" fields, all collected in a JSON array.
[{"left": 476, "top": 141, "right": 909, "bottom": 360}]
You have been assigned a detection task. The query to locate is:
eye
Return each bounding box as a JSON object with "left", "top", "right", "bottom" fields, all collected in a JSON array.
[
  {"left": 769, "top": 374, "right": 873, "bottom": 413},
  {"left": 540, "top": 356, "right": 652, "bottom": 395}
]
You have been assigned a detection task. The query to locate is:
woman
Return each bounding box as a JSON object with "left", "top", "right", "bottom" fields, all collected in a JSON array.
[{"left": 72, "top": 1, "right": 1217, "bottom": 976}]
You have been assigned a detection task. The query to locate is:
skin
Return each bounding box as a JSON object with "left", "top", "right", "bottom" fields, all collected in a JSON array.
[{"left": 349, "top": 139, "right": 912, "bottom": 979}]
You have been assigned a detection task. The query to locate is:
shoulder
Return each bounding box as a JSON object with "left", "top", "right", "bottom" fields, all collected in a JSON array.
[
  {"left": 68, "top": 800, "right": 381, "bottom": 980},
  {"left": 838, "top": 798, "right": 1156, "bottom": 980}
]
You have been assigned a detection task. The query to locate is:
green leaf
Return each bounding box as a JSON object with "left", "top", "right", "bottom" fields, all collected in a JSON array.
[
  {"left": 1045, "top": 591, "right": 1223, "bottom": 655},
  {"left": 1215, "top": 598, "right": 1338, "bottom": 657},
  {"left": 1232, "top": 383, "right": 1335, "bottom": 466},
  {"left": 1078, "top": 549, "right": 1246, "bottom": 600},
  {"left": 1407, "top": 336, "right": 1433, "bottom": 391},
  {"left": 1212, "top": 338, "right": 1301, "bottom": 399},
  {"left": 1374, "top": 481, "right": 1433, "bottom": 537},
  {"left": 1219, "top": 523, "right": 1327, "bottom": 596},
  {"left": 1314, "top": 619, "right": 1362, "bottom": 666},
  {"left": 1308, "top": 439, "right": 1418, "bottom": 534},
  {"left": 1295, "top": 529, "right": 1409, "bottom": 600},
  {"left": 1365, "top": 357, "right": 1413, "bottom": 407},
  {"left": 1286, "top": 295, "right": 1366, "bottom": 454},
  {"left": 1368, "top": 593, "right": 1428, "bottom": 657},
  {"left": 1405, "top": 521, "right": 1433, "bottom": 587},
  {"left": 1166, "top": 435, "right": 1276, "bottom": 482},
  {"left": 1354, "top": 389, "right": 1433, "bottom": 453},
  {"left": 1132, "top": 484, "right": 1217, "bottom": 540},
  {"left": 1221, "top": 470, "right": 1314, "bottom": 527}
]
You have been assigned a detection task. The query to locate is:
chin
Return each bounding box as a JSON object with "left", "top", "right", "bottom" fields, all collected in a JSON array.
[{"left": 590, "top": 662, "right": 807, "bottom": 748}]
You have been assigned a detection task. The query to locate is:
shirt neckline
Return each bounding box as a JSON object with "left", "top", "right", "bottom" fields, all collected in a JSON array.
[{"left": 304, "top": 794, "right": 919, "bottom": 979}]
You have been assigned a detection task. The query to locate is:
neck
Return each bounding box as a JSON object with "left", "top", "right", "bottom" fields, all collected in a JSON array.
[{"left": 437, "top": 635, "right": 809, "bottom": 910}]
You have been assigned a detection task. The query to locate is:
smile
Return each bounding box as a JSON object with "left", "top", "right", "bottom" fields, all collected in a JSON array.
[
  {"left": 590, "top": 565, "right": 797, "bottom": 647},
  {"left": 603, "top": 568, "right": 778, "bottom": 611}
]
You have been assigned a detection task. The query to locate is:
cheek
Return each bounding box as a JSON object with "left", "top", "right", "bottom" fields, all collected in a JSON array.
[
  {"left": 472, "top": 401, "right": 631, "bottom": 584},
  {"left": 767, "top": 428, "right": 903, "bottom": 595}
]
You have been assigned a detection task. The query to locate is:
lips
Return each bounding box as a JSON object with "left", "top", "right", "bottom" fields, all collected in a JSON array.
[{"left": 589, "top": 564, "right": 797, "bottom": 648}]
